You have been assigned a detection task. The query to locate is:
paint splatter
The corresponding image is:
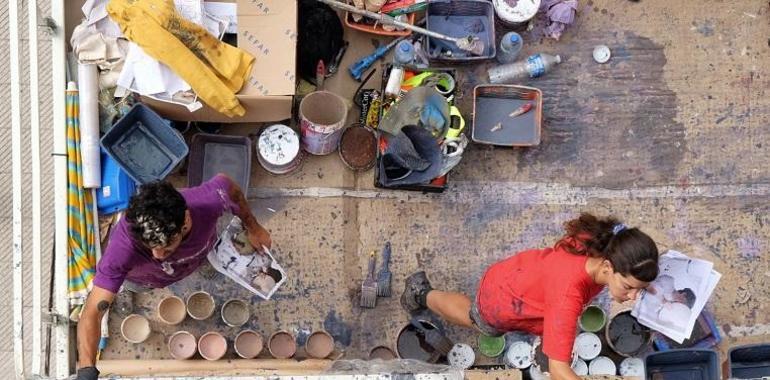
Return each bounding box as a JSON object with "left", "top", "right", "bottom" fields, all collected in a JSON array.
[
  {"left": 323, "top": 310, "right": 353, "bottom": 346},
  {"left": 737, "top": 236, "right": 762, "bottom": 259},
  {"left": 694, "top": 19, "right": 715, "bottom": 37}
]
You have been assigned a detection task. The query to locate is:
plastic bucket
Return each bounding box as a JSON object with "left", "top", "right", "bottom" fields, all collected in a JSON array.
[
  {"left": 299, "top": 91, "right": 348, "bottom": 155},
  {"left": 579, "top": 305, "right": 607, "bottom": 332}
]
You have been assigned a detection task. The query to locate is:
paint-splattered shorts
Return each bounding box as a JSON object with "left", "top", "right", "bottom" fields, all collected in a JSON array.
[{"left": 470, "top": 301, "right": 504, "bottom": 337}]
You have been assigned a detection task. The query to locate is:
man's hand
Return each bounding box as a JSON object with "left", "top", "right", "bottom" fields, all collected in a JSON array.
[
  {"left": 247, "top": 223, "right": 272, "bottom": 254},
  {"left": 221, "top": 173, "right": 271, "bottom": 254},
  {"left": 75, "top": 366, "right": 99, "bottom": 380}
]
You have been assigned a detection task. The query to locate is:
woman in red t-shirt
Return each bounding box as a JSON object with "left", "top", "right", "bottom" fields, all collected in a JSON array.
[{"left": 401, "top": 213, "right": 659, "bottom": 380}]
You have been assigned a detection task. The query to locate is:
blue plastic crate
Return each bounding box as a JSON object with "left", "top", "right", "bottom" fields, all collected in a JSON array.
[
  {"left": 645, "top": 349, "right": 720, "bottom": 380},
  {"left": 729, "top": 344, "right": 770, "bottom": 379},
  {"left": 97, "top": 149, "right": 137, "bottom": 214},
  {"left": 100, "top": 104, "right": 188, "bottom": 184}
]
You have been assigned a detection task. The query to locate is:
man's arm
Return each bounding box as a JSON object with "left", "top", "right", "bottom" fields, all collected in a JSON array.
[
  {"left": 220, "top": 174, "right": 272, "bottom": 251},
  {"left": 549, "top": 359, "right": 582, "bottom": 380},
  {"left": 77, "top": 286, "right": 115, "bottom": 371}
]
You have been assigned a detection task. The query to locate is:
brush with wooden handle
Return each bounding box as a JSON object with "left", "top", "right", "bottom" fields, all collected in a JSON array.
[{"left": 360, "top": 251, "right": 377, "bottom": 308}]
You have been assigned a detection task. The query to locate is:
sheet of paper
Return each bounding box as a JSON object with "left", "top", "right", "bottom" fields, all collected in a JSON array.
[
  {"left": 204, "top": 2, "right": 238, "bottom": 34},
  {"left": 174, "top": 0, "right": 204, "bottom": 24},
  {"left": 631, "top": 250, "right": 721, "bottom": 343}
]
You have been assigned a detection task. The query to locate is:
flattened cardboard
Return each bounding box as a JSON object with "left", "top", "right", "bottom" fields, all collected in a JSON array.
[
  {"left": 141, "top": 94, "right": 292, "bottom": 122},
  {"left": 237, "top": 0, "right": 297, "bottom": 96}
]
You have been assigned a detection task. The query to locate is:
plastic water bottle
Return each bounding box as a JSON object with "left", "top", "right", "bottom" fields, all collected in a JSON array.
[
  {"left": 394, "top": 40, "right": 415, "bottom": 66},
  {"left": 497, "top": 32, "right": 523, "bottom": 63},
  {"left": 488, "top": 53, "right": 562, "bottom": 84}
]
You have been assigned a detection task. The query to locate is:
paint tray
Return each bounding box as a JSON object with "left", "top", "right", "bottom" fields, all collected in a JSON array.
[
  {"left": 472, "top": 85, "right": 542, "bottom": 147},
  {"left": 729, "top": 344, "right": 770, "bottom": 379},
  {"left": 644, "top": 349, "right": 720, "bottom": 380},
  {"left": 187, "top": 133, "right": 252, "bottom": 191},
  {"left": 100, "top": 104, "right": 188, "bottom": 184},
  {"left": 425, "top": 0, "right": 496, "bottom": 62}
]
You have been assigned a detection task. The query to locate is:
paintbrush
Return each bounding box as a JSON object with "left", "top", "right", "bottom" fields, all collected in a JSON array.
[
  {"left": 376, "top": 242, "right": 392, "bottom": 297},
  {"left": 410, "top": 319, "right": 453, "bottom": 356},
  {"left": 360, "top": 251, "right": 378, "bottom": 308}
]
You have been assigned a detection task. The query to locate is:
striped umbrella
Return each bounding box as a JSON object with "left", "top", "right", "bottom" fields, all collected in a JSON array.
[{"left": 66, "top": 81, "right": 97, "bottom": 306}]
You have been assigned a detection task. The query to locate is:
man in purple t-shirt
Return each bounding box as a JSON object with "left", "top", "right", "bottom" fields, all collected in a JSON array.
[{"left": 75, "top": 174, "right": 270, "bottom": 380}]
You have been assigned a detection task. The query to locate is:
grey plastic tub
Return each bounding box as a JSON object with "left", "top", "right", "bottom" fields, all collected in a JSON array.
[
  {"left": 187, "top": 133, "right": 251, "bottom": 191},
  {"left": 729, "top": 343, "right": 770, "bottom": 379},
  {"left": 426, "top": 0, "right": 496, "bottom": 62},
  {"left": 645, "top": 349, "right": 720, "bottom": 380},
  {"left": 100, "top": 104, "right": 188, "bottom": 184}
]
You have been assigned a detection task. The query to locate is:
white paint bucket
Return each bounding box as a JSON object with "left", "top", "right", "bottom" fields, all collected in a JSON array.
[
  {"left": 574, "top": 332, "right": 602, "bottom": 360},
  {"left": 299, "top": 91, "right": 348, "bottom": 155},
  {"left": 257, "top": 124, "right": 302, "bottom": 175},
  {"left": 619, "top": 357, "right": 645, "bottom": 376},
  {"left": 493, "top": 0, "right": 541, "bottom": 26},
  {"left": 448, "top": 343, "right": 475, "bottom": 369},
  {"left": 572, "top": 358, "right": 589, "bottom": 376},
  {"left": 589, "top": 355, "right": 617, "bottom": 375},
  {"left": 505, "top": 340, "right": 533, "bottom": 369}
]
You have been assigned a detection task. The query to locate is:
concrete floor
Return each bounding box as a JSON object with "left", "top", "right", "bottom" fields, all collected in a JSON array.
[
  {"left": 101, "top": 1, "right": 770, "bottom": 375},
  {"left": 1, "top": 0, "right": 768, "bottom": 378}
]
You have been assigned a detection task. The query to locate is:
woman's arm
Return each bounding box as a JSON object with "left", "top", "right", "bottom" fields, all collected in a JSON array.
[{"left": 548, "top": 359, "right": 582, "bottom": 380}]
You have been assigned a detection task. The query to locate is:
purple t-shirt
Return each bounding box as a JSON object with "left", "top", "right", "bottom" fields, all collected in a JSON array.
[{"left": 93, "top": 175, "right": 241, "bottom": 293}]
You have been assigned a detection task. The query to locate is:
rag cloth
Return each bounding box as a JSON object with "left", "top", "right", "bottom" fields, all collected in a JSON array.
[{"left": 107, "top": 0, "right": 254, "bottom": 117}]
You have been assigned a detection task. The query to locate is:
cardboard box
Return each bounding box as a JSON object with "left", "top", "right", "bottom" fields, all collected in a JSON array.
[{"left": 144, "top": 0, "right": 298, "bottom": 123}]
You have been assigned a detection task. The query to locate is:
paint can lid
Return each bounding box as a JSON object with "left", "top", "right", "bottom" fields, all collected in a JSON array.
[
  {"left": 588, "top": 356, "right": 617, "bottom": 375},
  {"left": 448, "top": 343, "right": 476, "bottom": 369},
  {"left": 258, "top": 124, "right": 300, "bottom": 166},
  {"left": 619, "top": 357, "right": 645, "bottom": 376},
  {"left": 572, "top": 358, "right": 589, "bottom": 376},
  {"left": 574, "top": 332, "right": 602, "bottom": 360},
  {"left": 593, "top": 45, "right": 612, "bottom": 63},
  {"left": 505, "top": 341, "right": 533, "bottom": 369}
]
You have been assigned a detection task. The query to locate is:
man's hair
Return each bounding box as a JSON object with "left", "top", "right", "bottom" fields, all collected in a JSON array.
[{"left": 125, "top": 181, "right": 187, "bottom": 248}]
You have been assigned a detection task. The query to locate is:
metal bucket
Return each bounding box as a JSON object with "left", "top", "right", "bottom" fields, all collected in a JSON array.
[{"left": 299, "top": 91, "right": 348, "bottom": 155}]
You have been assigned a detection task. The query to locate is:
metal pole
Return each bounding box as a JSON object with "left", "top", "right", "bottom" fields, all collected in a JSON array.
[
  {"left": 50, "top": 0, "right": 72, "bottom": 377},
  {"left": 9, "top": 0, "right": 26, "bottom": 376},
  {"left": 28, "top": 0, "right": 44, "bottom": 375}
]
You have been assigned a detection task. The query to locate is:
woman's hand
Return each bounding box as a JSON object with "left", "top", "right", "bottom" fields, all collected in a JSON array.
[{"left": 548, "top": 359, "right": 583, "bottom": 380}]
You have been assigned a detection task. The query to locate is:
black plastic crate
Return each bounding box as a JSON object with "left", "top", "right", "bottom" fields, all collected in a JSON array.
[
  {"left": 729, "top": 344, "right": 770, "bottom": 379},
  {"left": 645, "top": 349, "right": 720, "bottom": 380}
]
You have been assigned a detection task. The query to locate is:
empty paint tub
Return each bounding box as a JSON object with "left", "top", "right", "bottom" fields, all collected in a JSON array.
[
  {"left": 234, "top": 330, "right": 264, "bottom": 359},
  {"left": 198, "top": 331, "right": 227, "bottom": 361},
  {"left": 268, "top": 331, "right": 297, "bottom": 359},
  {"left": 606, "top": 310, "right": 652, "bottom": 357},
  {"left": 221, "top": 299, "right": 250, "bottom": 327},
  {"left": 157, "top": 295, "right": 186, "bottom": 325},
  {"left": 120, "top": 314, "right": 151, "bottom": 344},
  {"left": 396, "top": 320, "right": 442, "bottom": 363},
  {"left": 305, "top": 331, "right": 335, "bottom": 359},
  {"left": 299, "top": 91, "right": 348, "bottom": 155},
  {"left": 168, "top": 331, "right": 197, "bottom": 360},
  {"left": 589, "top": 356, "right": 617, "bottom": 375},
  {"left": 186, "top": 291, "right": 215, "bottom": 320},
  {"left": 426, "top": 0, "right": 496, "bottom": 62},
  {"left": 645, "top": 349, "right": 720, "bottom": 380},
  {"left": 369, "top": 346, "right": 397, "bottom": 360}
]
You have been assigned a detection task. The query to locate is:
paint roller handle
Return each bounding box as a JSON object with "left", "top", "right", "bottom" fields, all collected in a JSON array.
[
  {"left": 381, "top": 242, "right": 391, "bottom": 271},
  {"left": 367, "top": 251, "right": 377, "bottom": 279}
]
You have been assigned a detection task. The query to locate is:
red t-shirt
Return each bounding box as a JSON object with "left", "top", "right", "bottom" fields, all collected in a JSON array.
[{"left": 476, "top": 246, "right": 604, "bottom": 362}]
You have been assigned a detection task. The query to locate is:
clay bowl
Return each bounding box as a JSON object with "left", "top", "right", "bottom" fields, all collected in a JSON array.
[
  {"left": 369, "top": 345, "right": 397, "bottom": 360},
  {"left": 234, "top": 330, "right": 264, "bottom": 359},
  {"left": 120, "top": 314, "right": 151, "bottom": 344},
  {"left": 168, "top": 331, "right": 197, "bottom": 360},
  {"left": 221, "top": 299, "right": 250, "bottom": 327},
  {"left": 186, "top": 291, "right": 215, "bottom": 320},
  {"left": 305, "top": 330, "right": 334, "bottom": 359},
  {"left": 198, "top": 331, "right": 228, "bottom": 361},
  {"left": 157, "top": 295, "right": 186, "bottom": 325},
  {"left": 268, "top": 330, "right": 297, "bottom": 359}
]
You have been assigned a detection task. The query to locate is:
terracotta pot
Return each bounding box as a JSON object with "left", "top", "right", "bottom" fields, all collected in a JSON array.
[
  {"left": 234, "top": 330, "right": 264, "bottom": 359},
  {"left": 369, "top": 345, "right": 397, "bottom": 360},
  {"left": 198, "top": 331, "right": 227, "bottom": 361},
  {"left": 268, "top": 330, "right": 297, "bottom": 359},
  {"left": 305, "top": 330, "right": 334, "bottom": 359},
  {"left": 168, "top": 331, "right": 197, "bottom": 360},
  {"left": 157, "top": 295, "right": 186, "bottom": 325},
  {"left": 186, "top": 291, "right": 215, "bottom": 320},
  {"left": 120, "top": 314, "right": 151, "bottom": 344},
  {"left": 221, "top": 299, "right": 250, "bottom": 327}
]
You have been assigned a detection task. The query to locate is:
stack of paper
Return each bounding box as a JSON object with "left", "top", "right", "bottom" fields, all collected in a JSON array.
[{"left": 632, "top": 250, "right": 721, "bottom": 343}]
